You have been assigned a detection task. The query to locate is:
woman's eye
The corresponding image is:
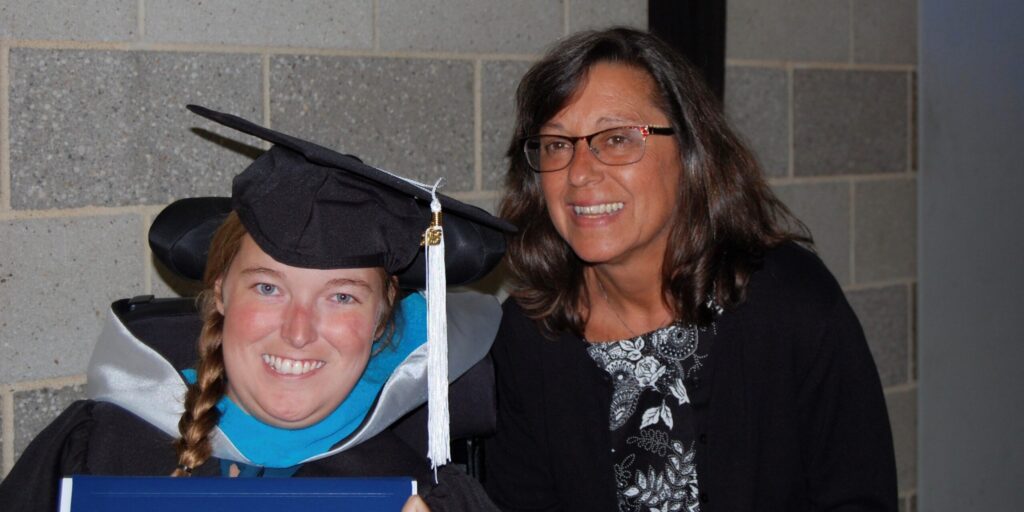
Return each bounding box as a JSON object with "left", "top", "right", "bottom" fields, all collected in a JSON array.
[
  {"left": 543, "top": 140, "right": 571, "bottom": 154},
  {"left": 332, "top": 293, "right": 355, "bottom": 304},
  {"left": 602, "top": 132, "right": 633, "bottom": 147},
  {"left": 255, "top": 283, "right": 278, "bottom": 296}
]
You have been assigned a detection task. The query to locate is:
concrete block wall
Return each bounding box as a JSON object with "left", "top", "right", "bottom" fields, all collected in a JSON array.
[
  {"left": 1, "top": 3, "right": 917, "bottom": 506},
  {"left": 0, "top": 0, "right": 646, "bottom": 478},
  {"left": 726, "top": 0, "right": 918, "bottom": 508}
]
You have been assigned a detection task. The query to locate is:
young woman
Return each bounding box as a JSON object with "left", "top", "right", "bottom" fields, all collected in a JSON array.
[{"left": 0, "top": 106, "right": 512, "bottom": 511}]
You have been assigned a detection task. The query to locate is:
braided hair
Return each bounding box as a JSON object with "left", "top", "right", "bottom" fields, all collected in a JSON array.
[{"left": 171, "top": 212, "right": 245, "bottom": 476}]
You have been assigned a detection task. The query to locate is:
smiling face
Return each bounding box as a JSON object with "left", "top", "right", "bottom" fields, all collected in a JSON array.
[
  {"left": 538, "top": 62, "right": 683, "bottom": 269},
  {"left": 215, "top": 235, "right": 390, "bottom": 429}
]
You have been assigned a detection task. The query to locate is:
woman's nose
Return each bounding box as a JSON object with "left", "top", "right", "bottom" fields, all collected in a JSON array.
[
  {"left": 566, "top": 140, "right": 603, "bottom": 187},
  {"left": 282, "top": 302, "right": 317, "bottom": 347}
]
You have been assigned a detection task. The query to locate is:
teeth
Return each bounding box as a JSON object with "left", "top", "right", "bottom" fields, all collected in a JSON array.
[
  {"left": 573, "top": 202, "right": 624, "bottom": 216},
  {"left": 261, "top": 354, "right": 325, "bottom": 375}
]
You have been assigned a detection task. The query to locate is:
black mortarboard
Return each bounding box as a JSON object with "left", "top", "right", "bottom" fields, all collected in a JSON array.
[
  {"left": 150, "top": 105, "right": 516, "bottom": 471},
  {"left": 150, "top": 105, "right": 514, "bottom": 289}
]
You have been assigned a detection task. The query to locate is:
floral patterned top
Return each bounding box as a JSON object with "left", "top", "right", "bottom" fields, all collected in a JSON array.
[{"left": 587, "top": 321, "right": 715, "bottom": 512}]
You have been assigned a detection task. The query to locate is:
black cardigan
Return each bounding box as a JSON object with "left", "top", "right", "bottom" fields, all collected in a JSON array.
[{"left": 484, "top": 243, "right": 897, "bottom": 511}]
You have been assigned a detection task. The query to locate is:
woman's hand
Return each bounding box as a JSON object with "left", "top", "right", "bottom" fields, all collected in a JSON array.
[{"left": 401, "top": 495, "right": 430, "bottom": 512}]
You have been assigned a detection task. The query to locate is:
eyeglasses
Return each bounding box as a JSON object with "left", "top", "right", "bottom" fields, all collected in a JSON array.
[{"left": 522, "top": 125, "right": 675, "bottom": 173}]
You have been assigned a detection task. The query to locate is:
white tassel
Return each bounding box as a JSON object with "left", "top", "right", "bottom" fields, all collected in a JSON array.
[{"left": 424, "top": 181, "right": 450, "bottom": 475}]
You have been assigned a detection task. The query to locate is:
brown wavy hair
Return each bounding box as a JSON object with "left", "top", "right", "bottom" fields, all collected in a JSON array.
[
  {"left": 171, "top": 212, "right": 399, "bottom": 476},
  {"left": 499, "top": 27, "right": 809, "bottom": 335}
]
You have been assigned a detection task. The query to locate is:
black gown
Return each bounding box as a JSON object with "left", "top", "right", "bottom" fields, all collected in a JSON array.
[{"left": 0, "top": 291, "right": 501, "bottom": 512}]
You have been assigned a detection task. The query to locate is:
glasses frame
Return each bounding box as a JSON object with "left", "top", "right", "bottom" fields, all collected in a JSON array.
[{"left": 521, "top": 125, "right": 675, "bottom": 173}]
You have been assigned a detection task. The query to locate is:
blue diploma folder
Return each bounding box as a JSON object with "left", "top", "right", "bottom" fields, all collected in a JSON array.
[{"left": 59, "top": 475, "right": 416, "bottom": 511}]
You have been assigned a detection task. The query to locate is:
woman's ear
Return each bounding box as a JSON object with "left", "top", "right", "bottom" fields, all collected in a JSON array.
[{"left": 214, "top": 277, "right": 226, "bottom": 315}]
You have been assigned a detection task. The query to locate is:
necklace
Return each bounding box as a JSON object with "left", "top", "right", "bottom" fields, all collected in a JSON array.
[{"left": 594, "top": 276, "right": 669, "bottom": 340}]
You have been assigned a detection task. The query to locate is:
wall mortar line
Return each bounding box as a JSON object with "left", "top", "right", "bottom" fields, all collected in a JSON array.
[
  {"left": 138, "top": 0, "right": 146, "bottom": 41},
  {"left": 4, "top": 39, "right": 540, "bottom": 62},
  {"left": 848, "top": 0, "right": 855, "bottom": 64},
  {"left": 372, "top": 0, "right": 380, "bottom": 52},
  {"left": 7, "top": 40, "right": 138, "bottom": 51},
  {"left": 771, "top": 175, "right": 854, "bottom": 186},
  {"left": 842, "top": 277, "right": 917, "bottom": 292},
  {"left": 906, "top": 70, "right": 914, "bottom": 172},
  {"left": 563, "top": 0, "right": 571, "bottom": 35},
  {"left": 725, "top": 59, "right": 790, "bottom": 69},
  {"left": 786, "top": 64, "right": 795, "bottom": 178},
  {"left": 882, "top": 382, "right": 918, "bottom": 395},
  {"left": 2, "top": 389, "right": 14, "bottom": 475},
  {"left": 791, "top": 61, "right": 915, "bottom": 72},
  {"left": 727, "top": 58, "right": 914, "bottom": 73},
  {"left": 907, "top": 281, "right": 916, "bottom": 383},
  {"left": 848, "top": 173, "right": 918, "bottom": 184},
  {"left": 729, "top": 58, "right": 913, "bottom": 72},
  {"left": 0, "top": 204, "right": 161, "bottom": 221},
  {"left": 262, "top": 53, "right": 272, "bottom": 129},
  {"left": 1, "top": 43, "right": 10, "bottom": 211},
  {"left": 769, "top": 172, "right": 919, "bottom": 187},
  {"left": 142, "top": 211, "right": 153, "bottom": 295},
  {"left": 7, "top": 375, "right": 87, "bottom": 394},
  {"left": 899, "top": 493, "right": 918, "bottom": 510},
  {"left": 849, "top": 180, "right": 857, "bottom": 284},
  {"left": 473, "top": 60, "right": 483, "bottom": 192}
]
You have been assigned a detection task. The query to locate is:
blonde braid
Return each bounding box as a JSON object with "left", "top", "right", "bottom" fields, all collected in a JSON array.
[
  {"left": 171, "top": 213, "right": 246, "bottom": 476},
  {"left": 171, "top": 304, "right": 226, "bottom": 475}
]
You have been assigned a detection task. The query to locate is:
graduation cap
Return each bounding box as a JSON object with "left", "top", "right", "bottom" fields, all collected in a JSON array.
[
  {"left": 152, "top": 105, "right": 514, "bottom": 289},
  {"left": 150, "top": 105, "right": 515, "bottom": 471}
]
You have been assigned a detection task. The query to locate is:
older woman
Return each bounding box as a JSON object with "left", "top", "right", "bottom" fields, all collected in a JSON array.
[
  {"left": 0, "top": 106, "right": 511, "bottom": 511},
  {"left": 485, "top": 28, "right": 897, "bottom": 511}
]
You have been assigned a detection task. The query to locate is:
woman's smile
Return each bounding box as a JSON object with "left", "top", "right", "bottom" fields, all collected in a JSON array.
[
  {"left": 261, "top": 353, "right": 326, "bottom": 376},
  {"left": 572, "top": 201, "right": 625, "bottom": 216}
]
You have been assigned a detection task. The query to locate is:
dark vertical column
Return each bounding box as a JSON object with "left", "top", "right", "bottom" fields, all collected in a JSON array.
[{"left": 648, "top": 0, "right": 726, "bottom": 101}]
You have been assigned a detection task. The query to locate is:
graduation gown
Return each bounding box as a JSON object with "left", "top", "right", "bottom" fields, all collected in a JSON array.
[{"left": 0, "top": 292, "right": 501, "bottom": 512}]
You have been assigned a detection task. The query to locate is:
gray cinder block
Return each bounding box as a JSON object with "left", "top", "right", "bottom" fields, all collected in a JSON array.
[
  {"left": 0, "top": 215, "right": 144, "bottom": 381},
  {"left": 145, "top": 0, "right": 373, "bottom": 49},
  {"left": 270, "top": 55, "right": 475, "bottom": 191},
  {"left": 0, "top": 0, "right": 136, "bottom": 42},
  {"left": 727, "top": 0, "right": 849, "bottom": 62},
  {"left": 13, "top": 384, "right": 87, "bottom": 460},
  {"left": 885, "top": 388, "right": 917, "bottom": 491},
  {"left": 726, "top": 66, "right": 789, "bottom": 178},
  {"left": 569, "top": 0, "right": 648, "bottom": 32},
  {"left": 848, "top": 284, "right": 910, "bottom": 387},
  {"left": 9, "top": 49, "right": 261, "bottom": 209},
  {"left": 482, "top": 60, "right": 533, "bottom": 191},
  {"left": 854, "top": 178, "right": 917, "bottom": 282},
  {"left": 377, "top": 0, "right": 562, "bottom": 54},
  {"left": 852, "top": 0, "right": 918, "bottom": 65},
  {"left": 773, "top": 181, "right": 851, "bottom": 285},
  {"left": 794, "top": 70, "right": 908, "bottom": 176}
]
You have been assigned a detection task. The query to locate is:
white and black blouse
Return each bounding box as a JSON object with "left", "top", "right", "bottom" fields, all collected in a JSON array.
[{"left": 587, "top": 321, "right": 715, "bottom": 512}]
